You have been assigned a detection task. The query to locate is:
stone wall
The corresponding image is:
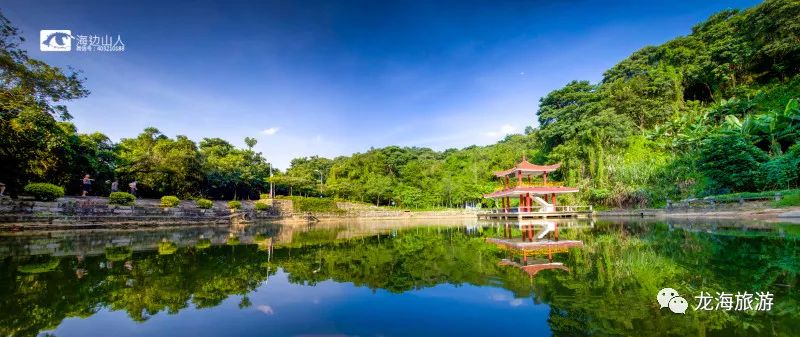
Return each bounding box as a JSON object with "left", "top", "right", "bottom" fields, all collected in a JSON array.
[
  {"left": 0, "top": 196, "right": 284, "bottom": 226},
  {"left": 0, "top": 196, "right": 475, "bottom": 227}
]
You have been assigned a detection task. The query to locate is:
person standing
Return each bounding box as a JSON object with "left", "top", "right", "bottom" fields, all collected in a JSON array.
[
  {"left": 81, "top": 174, "right": 93, "bottom": 196},
  {"left": 128, "top": 181, "right": 137, "bottom": 196},
  {"left": 111, "top": 180, "right": 119, "bottom": 193}
]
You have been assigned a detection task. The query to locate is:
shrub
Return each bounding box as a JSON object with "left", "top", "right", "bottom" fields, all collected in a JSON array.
[
  {"left": 588, "top": 188, "right": 611, "bottom": 204},
  {"left": 23, "top": 183, "right": 64, "bottom": 201},
  {"left": 698, "top": 134, "right": 768, "bottom": 192},
  {"left": 160, "top": 196, "right": 180, "bottom": 207},
  {"left": 227, "top": 200, "right": 242, "bottom": 209},
  {"left": 158, "top": 241, "right": 177, "bottom": 255},
  {"left": 260, "top": 193, "right": 271, "bottom": 200},
  {"left": 195, "top": 238, "right": 212, "bottom": 249},
  {"left": 757, "top": 154, "right": 799, "bottom": 190},
  {"left": 255, "top": 202, "right": 269, "bottom": 211},
  {"left": 108, "top": 192, "right": 136, "bottom": 206},
  {"left": 196, "top": 198, "right": 213, "bottom": 209},
  {"left": 227, "top": 236, "right": 240, "bottom": 246}
]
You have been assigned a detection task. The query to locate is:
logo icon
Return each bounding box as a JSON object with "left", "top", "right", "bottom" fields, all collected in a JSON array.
[
  {"left": 657, "top": 287, "right": 687, "bottom": 314},
  {"left": 668, "top": 296, "right": 689, "bottom": 314},
  {"left": 40, "top": 30, "right": 73, "bottom": 51}
]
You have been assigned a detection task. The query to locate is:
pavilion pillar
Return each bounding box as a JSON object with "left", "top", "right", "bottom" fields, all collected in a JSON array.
[
  {"left": 519, "top": 195, "right": 524, "bottom": 213},
  {"left": 504, "top": 176, "right": 509, "bottom": 189},
  {"left": 554, "top": 223, "right": 559, "bottom": 241},
  {"left": 517, "top": 170, "right": 522, "bottom": 186},
  {"left": 543, "top": 172, "right": 548, "bottom": 185},
  {"left": 551, "top": 194, "right": 557, "bottom": 207},
  {"left": 525, "top": 193, "right": 531, "bottom": 212}
]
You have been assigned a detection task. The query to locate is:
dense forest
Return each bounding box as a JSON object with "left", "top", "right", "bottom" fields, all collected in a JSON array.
[{"left": 2, "top": 0, "right": 799, "bottom": 207}]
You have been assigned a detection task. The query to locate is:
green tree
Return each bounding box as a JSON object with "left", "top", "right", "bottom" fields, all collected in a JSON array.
[
  {"left": 0, "top": 13, "right": 89, "bottom": 194},
  {"left": 698, "top": 133, "right": 769, "bottom": 193}
]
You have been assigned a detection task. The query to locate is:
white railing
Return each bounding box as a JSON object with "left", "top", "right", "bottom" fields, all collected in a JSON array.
[{"left": 480, "top": 205, "right": 593, "bottom": 214}]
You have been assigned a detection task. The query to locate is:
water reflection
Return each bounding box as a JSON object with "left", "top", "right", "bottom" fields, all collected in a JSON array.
[{"left": 0, "top": 218, "right": 797, "bottom": 337}]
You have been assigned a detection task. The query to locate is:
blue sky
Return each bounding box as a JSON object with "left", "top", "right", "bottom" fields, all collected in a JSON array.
[{"left": 4, "top": 0, "right": 760, "bottom": 168}]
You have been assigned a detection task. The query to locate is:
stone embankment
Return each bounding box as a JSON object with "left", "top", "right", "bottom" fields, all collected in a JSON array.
[
  {"left": 597, "top": 200, "right": 800, "bottom": 221},
  {"left": 0, "top": 197, "right": 476, "bottom": 230},
  {"left": 0, "top": 196, "right": 283, "bottom": 230}
]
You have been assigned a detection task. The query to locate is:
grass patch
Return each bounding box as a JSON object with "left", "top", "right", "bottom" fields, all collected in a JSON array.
[
  {"left": 774, "top": 192, "right": 800, "bottom": 207},
  {"left": 279, "top": 196, "right": 344, "bottom": 213},
  {"left": 705, "top": 188, "right": 800, "bottom": 202}
]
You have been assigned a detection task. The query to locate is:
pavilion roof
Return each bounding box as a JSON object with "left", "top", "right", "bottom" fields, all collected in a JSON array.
[{"left": 493, "top": 159, "right": 561, "bottom": 177}]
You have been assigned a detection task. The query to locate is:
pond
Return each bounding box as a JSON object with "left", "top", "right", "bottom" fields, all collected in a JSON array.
[{"left": 0, "top": 218, "right": 798, "bottom": 337}]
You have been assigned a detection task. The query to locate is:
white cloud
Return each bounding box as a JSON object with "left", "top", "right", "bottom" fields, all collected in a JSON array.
[
  {"left": 490, "top": 293, "right": 526, "bottom": 307},
  {"left": 261, "top": 127, "right": 280, "bottom": 136},
  {"left": 256, "top": 305, "right": 274, "bottom": 315},
  {"left": 484, "top": 124, "right": 518, "bottom": 137}
]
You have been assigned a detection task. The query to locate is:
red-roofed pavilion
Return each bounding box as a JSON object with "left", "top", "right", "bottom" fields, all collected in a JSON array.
[{"left": 480, "top": 157, "right": 589, "bottom": 218}]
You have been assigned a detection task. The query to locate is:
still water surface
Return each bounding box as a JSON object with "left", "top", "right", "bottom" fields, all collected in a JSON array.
[{"left": 1, "top": 218, "right": 798, "bottom": 336}]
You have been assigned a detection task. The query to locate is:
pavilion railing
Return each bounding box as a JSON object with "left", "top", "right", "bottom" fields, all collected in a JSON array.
[{"left": 480, "top": 205, "right": 593, "bottom": 214}]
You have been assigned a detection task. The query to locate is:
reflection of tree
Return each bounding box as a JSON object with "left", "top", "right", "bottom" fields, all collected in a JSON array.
[
  {"left": 532, "top": 221, "right": 800, "bottom": 337},
  {"left": 0, "top": 245, "right": 276, "bottom": 336},
  {"left": 0, "top": 223, "right": 798, "bottom": 337}
]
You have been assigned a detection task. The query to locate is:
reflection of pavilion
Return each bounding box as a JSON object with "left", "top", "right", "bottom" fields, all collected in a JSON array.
[
  {"left": 486, "top": 220, "right": 584, "bottom": 278},
  {"left": 498, "top": 259, "right": 570, "bottom": 278}
]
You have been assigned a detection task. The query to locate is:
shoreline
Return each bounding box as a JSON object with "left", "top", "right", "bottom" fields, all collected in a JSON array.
[
  {"left": 2, "top": 196, "right": 799, "bottom": 231},
  {"left": 3, "top": 208, "right": 800, "bottom": 232}
]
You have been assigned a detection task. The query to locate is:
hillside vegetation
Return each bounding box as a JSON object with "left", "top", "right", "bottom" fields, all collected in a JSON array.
[
  {"left": 1, "top": 1, "right": 799, "bottom": 208},
  {"left": 279, "top": 0, "right": 800, "bottom": 208}
]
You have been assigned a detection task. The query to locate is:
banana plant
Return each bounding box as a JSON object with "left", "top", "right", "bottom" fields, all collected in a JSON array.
[{"left": 721, "top": 98, "right": 800, "bottom": 155}]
